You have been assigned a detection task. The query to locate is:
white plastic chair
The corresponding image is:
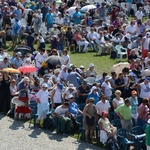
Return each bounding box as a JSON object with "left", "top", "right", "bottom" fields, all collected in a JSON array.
[
  {"left": 144, "top": 5, "right": 150, "bottom": 16},
  {"left": 115, "top": 45, "right": 127, "bottom": 62},
  {"left": 132, "top": 4, "right": 137, "bottom": 13}
]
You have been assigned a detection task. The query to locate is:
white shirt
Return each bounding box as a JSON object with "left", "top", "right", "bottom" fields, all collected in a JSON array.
[
  {"left": 113, "top": 98, "right": 124, "bottom": 108},
  {"left": 52, "top": 87, "right": 62, "bottom": 103},
  {"left": 101, "top": 82, "right": 112, "bottom": 97},
  {"left": 36, "top": 89, "right": 49, "bottom": 103},
  {"left": 135, "top": 11, "right": 144, "bottom": 21},
  {"left": 54, "top": 105, "right": 68, "bottom": 117},
  {"left": 139, "top": 82, "right": 150, "bottom": 98},
  {"left": 55, "top": 17, "right": 64, "bottom": 25},
  {"left": 35, "top": 53, "right": 47, "bottom": 68},
  {"left": 126, "top": 25, "right": 136, "bottom": 35},
  {"left": 59, "top": 70, "right": 68, "bottom": 81},
  {"left": 62, "top": 55, "right": 70, "bottom": 68},
  {"left": 87, "top": 32, "right": 98, "bottom": 40},
  {"left": 142, "top": 36, "right": 150, "bottom": 50},
  {"left": 96, "top": 100, "right": 111, "bottom": 115},
  {"left": 37, "top": 36, "right": 45, "bottom": 43},
  {"left": 64, "top": 89, "right": 77, "bottom": 100}
]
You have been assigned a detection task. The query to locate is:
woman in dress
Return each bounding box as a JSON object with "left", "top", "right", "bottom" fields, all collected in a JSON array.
[
  {"left": 0, "top": 71, "right": 11, "bottom": 113},
  {"left": 83, "top": 98, "right": 97, "bottom": 141},
  {"left": 36, "top": 83, "right": 49, "bottom": 127}
]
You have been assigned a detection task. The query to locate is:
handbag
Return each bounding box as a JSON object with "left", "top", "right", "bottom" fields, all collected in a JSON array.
[{"left": 86, "top": 116, "right": 95, "bottom": 126}]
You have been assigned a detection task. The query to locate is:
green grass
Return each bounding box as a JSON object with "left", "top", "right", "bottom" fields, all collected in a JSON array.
[{"left": 5, "top": 42, "right": 126, "bottom": 75}]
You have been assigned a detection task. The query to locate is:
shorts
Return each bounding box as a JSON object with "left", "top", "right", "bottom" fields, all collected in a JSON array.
[{"left": 12, "top": 35, "right": 18, "bottom": 43}]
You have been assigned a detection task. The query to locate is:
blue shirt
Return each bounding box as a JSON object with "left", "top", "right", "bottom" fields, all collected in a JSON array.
[
  {"left": 68, "top": 102, "right": 79, "bottom": 116},
  {"left": 30, "top": 5, "right": 36, "bottom": 11},
  {"left": 13, "top": 58, "right": 23, "bottom": 68},
  {"left": 13, "top": 9, "right": 22, "bottom": 20},
  {"left": 45, "top": 13, "right": 54, "bottom": 24},
  {"left": 129, "top": 96, "right": 138, "bottom": 114},
  {"left": 87, "top": 92, "right": 99, "bottom": 105},
  {"left": 73, "top": 11, "right": 81, "bottom": 24}
]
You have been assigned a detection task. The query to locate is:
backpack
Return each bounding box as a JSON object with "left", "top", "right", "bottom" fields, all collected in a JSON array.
[
  {"left": 14, "top": 23, "right": 20, "bottom": 34},
  {"left": 110, "top": 51, "right": 117, "bottom": 59},
  {"left": 43, "top": 118, "right": 53, "bottom": 130}
]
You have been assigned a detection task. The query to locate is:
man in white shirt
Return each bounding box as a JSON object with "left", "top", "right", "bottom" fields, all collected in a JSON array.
[
  {"left": 126, "top": 21, "right": 137, "bottom": 36},
  {"left": 96, "top": 94, "right": 111, "bottom": 117},
  {"left": 54, "top": 102, "right": 71, "bottom": 134},
  {"left": 145, "top": 52, "right": 150, "bottom": 67},
  {"left": 34, "top": 48, "right": 47, "bottom": 69},
  {"left": 87, "top": 27, "right": 98, "bottom": 51},
  {"left": 135, "top": 7, "right": 144, "bottom": 21},
  {"left": 55, "top": 13, "right": 64, "bottom": 26}
]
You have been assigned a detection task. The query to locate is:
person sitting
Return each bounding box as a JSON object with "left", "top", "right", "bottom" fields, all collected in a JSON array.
[
  {"left": 68, "top": 94, "right": 83, "bottom": 131},
  {"left": 54, "top": 102, "right": 71, "bottom": 135},
  {"left": 128, "top": 49, "right": 138, "bottom": 63},
  {"left": 98, "top": 111, "right": 117, "bottom": 146},
  {"left": 73, "top": 29, "right": 89, "bottom": 53}
]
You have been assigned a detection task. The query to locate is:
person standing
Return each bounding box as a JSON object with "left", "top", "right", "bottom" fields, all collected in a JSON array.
[
  {"left": 142, "top": 32, "right": 150, "bottom": 58},
  {"left": 83, "top": 98, "right": 97, "bottom": 141},
  {"left": 137, "top": 98, "right": 149, "bottom": 128},
  {"left": 0, "top": 71, "right": 11, "bottom": 113},
  {"left": 115, "top": 98, "right": 132, "bottom": 131},
  {"left": 45, "top": 9, "right": 54, "bottom": 31},
  {"left": 146, "top": 118, "right": 150, "bottom": 150},
  {"left": 129, "top": 90, "right": 139, "bottom": 124},
  {"left": 36, "top": 83, "right": 49, "bottom": 127}
]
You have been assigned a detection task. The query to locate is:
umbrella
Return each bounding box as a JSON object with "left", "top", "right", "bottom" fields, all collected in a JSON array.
[
  {"left": 66, "top": 6, "right": 77, "bottom": 16},
  {"left": 141, "top": 69, "right": 150, "bottom": 77},
  {"left": 110, "top": 62, "right": 130, "bottom": 74},
  {"left": 2, "top": 68, "right": 20, "bottom": 74},
  {"left": 18, "top": 66, "right": 37, "bottom": 74},
  {"left": 80, "top": 5, "right": 96, "bottom": 12},
  {"left": 45, "top": 55, "right": 65, "bottom": 66},
  {"left": 14, "top": 47, "right": 32, "bottom": 57}
]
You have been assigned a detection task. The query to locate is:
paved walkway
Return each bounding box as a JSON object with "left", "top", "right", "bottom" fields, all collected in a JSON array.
[{"left": 0, "top": 115, "right": 104, "bottom": 150}]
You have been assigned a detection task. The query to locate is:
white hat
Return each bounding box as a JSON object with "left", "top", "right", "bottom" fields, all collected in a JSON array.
[
  {"left": 148, "top": 119, "right": 150, "bottom": 124},
  {"left": 23, "top": 77, "right": 30, "bottom": 82},
  {"left": 61, "top": 65, "right": 66, "bottom": 70},
  {"left": 54, "top": 69, "right": 60, "bottom": 74},
  {"left": 89, "top": 63, "right": 94, "bottom": 68},
  {"left": 125, "top": 33, "right": 130, "bottom": 40},
  {"left": 146, "top": 32, "right": 150, "bottom": 36},
  {"left": 25, "top": 58, "right": 31, "bottom": 62},
  {"left": 42, "top": 83, "right": 48, "bottom": 88},
  {"left": 80, "top": 65, "right": 84, "bottom": 69},
  {"left": 105, "top": 76, "right": 111, "bottom": 81},
  {"left": 91, "top": 86, "right": 97, "bottom": 92},
  {"left": 53, "top": 24, "right": 57, "bottom": 27},
  {"left": 16, "top": 52, "right": 22, "bottom": 56},
  {"left": 68, "top": 84, "right": 75, "bottom": 89},
  {"left": 68, "top": 94, "right": 74, "bottom": 99}
]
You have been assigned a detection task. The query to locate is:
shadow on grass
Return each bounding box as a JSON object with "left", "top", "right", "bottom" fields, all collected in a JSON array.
[{"left": 48, "top": 132, "right": 64, "bottom": 142}]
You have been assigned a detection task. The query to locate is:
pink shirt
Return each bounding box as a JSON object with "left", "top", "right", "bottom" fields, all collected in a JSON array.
[
  {"left": 74, "top": 34, "right": 82, "bottom": 42},
  {"left": 138, "top": 103, "right": 148, "bottom": 120}
]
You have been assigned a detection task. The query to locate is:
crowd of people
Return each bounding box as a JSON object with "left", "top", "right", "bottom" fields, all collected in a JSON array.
[{"left": 0, "top": 0, "right": 150, "bottom": 149}]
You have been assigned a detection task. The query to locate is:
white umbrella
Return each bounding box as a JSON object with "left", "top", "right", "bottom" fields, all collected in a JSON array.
[
  {"left": 141, "top": 69, "right": 150, "bottom": 77},
  {"left": 80, "top": 5, "right": 96, "bottom": 12},
  {"left": 110, "top": 62, "right": 130, "bottom": 74},
  {"left": 66, "top": 6, "right": 77, "bottom": 16}
]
